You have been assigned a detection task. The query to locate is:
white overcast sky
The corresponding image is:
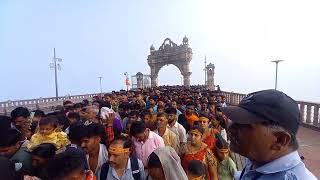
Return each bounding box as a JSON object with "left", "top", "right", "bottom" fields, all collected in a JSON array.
[{"left": 0, "top": 0, "right": 319, "bottom": 102}]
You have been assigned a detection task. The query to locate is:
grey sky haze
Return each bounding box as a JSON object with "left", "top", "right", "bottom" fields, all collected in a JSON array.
[{"left": 0, "top": 0, "right": 319, "bottom": 102}]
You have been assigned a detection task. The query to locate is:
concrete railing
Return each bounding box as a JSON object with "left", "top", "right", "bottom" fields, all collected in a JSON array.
[
  {"left": 1, "top": 91, "right": 319, "bottom": 130},
  {"left": 0, "top": 93, "right": 99, "bottom": 115},
  {"left": 221, "top": 91, "right": 320, "bottom": 130},
  {"left": 297, "top": 101, "right": 320, "bottom": 130}
]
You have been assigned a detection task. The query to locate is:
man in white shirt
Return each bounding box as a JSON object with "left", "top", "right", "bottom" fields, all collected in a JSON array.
[
  {"left": 81, "top": 123, "right": 108, "bottom": 180},
  {"left": 165, "top": 107, "right": 187, "bottom": 145}
]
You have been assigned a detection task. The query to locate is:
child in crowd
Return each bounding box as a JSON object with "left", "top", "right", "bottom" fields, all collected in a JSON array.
[
  {"left": 27, "top": 116, "right": 70, "bottom": 151},
  {"left": 187, "top": 160, "right": 206, "bottom": 180},
  {"left": 215, "top": 134, "right": 237, "bottom": 180}
]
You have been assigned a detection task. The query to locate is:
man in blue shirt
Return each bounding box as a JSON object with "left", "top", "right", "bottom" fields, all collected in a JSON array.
[{"left": 221, "top": 89, "right": 317, "bottom": 180}]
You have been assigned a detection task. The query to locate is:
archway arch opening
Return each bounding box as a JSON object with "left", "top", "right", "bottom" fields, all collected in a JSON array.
[{"left": 157, "top": 64, "right": 183, "bottom": 86}]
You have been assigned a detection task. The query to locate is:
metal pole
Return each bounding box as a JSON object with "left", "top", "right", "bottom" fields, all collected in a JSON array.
[
  {"left": 275, "top": 62, "right": 278, "bottom": 90},
  {"left": 54, "top": 48, "right": 58, "bottom": 100},
  {"left": 271, "top": 60, "right": 284, "bottom": 90},
  {"left": 98, "top": 77, "right": 103, "bottom": 96}
]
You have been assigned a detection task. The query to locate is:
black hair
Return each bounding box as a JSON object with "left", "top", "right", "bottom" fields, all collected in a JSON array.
[
  {"left": 44, "top": 150, "right": 85, "bottom": 180},
  {"left": 148, "top": 96, "right": 155, "bottom": 101},
  {"left": 0, "top": 115, "right": 11, "bottom": 132},
  {"left": 165, "top": 107, "right": 177, "bottom": 115},
  {"left": 96, "top": 100, "right": 111, "bottom": 109},
  {"left": 186, "top": 102, "right": 195, "bottom": 108},
  {"left": 31, "top": 143, "right": 56, "bottom": 159},
  {"left": 10, "top": 107, "right": 30, "bottom": 121},
  {"left": 187, "top": 160, "right": 206, "bottom": 177},
  {"left": 140, "top": 110, "right": 152, "bottom": 118},
  {"left": 68, "top": 122, "right": 86, "bottom": 143},
  {"left": 110, "top": 135, "right": 132, "bottom": 149},
  {"left": 130, "top": 121, "right": 146, "bottom": 136},
  {"left": 73, "top": 103, "right": 83, "bottom": 109},
  {"left": 39, "top": 116, "right": 58, "bottom": 128},
  {"left": 215, "top": 134, "right": 229, "bottom": 149},
  {"left": 128, "top": 110, "right": 139, "bottom": 117},
  {"left": 30, "top": 121, "right": 38, "bottom": 135},
  {"left": 0, "top": 128, "right": 21, "bottom": 147},
  {"left": 82, "top": 99, "right": 89, "bottom": 106},
  {"left": 147, "top": 152, "right": 162, "bottom": 168},
  {"left": 63, "top": 100, "right": 73, "bottom": 106},
  {"left": 33, "top": 110, "right": 45, "bottom": 118},
  {"left": 118, "top": 102, "right": 130, "bottom": 110},
  {"left": 104, "top": 93, "right": 112, "bottom": 98},
  {"left": 190, "top": 125, "right": 205, "bottom": 135},
  {"left": 130, "top": 103, "right": 141, "bottom": 111},
  {"left": 67, "top": 112, "right": 80, "bottom": 121},
  {"left": 156, "top": 112, "right": 167, "bottom": 118},
  {"left": 208, "top": 102, "right": 216, "bottom": 107},
  {"left": 83, "top": 123, "right": 107, "bottom": 145},
  {"left": 55, "top": 114, "right": 70, "bottom": 130},
  {"left": 216, "top": 114, "right": 226, "bottom": 129}
]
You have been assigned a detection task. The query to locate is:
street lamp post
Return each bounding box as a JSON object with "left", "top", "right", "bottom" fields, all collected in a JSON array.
[
  {"left": 271, "top": 60, "right": 284, "bottom": 90},
  {"left": 50, "top": 48, "right": 62, "bottom": 100},
  {"left": 98, "top": 76, "right": 103, "bottom": 97}
]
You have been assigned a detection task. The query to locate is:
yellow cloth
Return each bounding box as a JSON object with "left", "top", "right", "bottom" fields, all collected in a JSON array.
[
  {"left": 158, "top": 128, "right": 180, "bottom": 155},
  {"left": 27, "top": 131, "right": 70, "bottom": 151}
]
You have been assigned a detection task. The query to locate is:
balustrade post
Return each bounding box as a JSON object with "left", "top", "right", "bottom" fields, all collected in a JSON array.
[
  {"left": 299, "top": 103, "right": 305, "bottom": 123},
  {"left": 306, "top": 105, "right": 312, "bottom": 124},
  {"left": 313, "top": 105, "right": 319, "bottom": 127}
]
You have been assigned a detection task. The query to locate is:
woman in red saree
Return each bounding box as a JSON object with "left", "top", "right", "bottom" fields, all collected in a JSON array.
[
  {"left": 198, "top": 116, "right": 220, "bottom": 151},
  {"left": 181, "top": 125, "right": 218, "bottom": 180}
]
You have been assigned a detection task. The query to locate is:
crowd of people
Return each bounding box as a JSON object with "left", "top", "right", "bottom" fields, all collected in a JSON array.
[{"left": 0, "top": 86, "right": 317, "bottom": 180}]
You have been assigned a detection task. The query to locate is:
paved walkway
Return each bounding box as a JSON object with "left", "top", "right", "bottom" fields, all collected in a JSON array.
[{"left": 297, "top": 126, "right": 320, "bottom": 178}]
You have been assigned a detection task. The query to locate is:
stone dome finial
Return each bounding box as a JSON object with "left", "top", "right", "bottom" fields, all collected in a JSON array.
[
  {"left": 207, "top": 63, "right": 215, "bottom": 69},
  {"left": 183, "top": 36, "right": 188, "bottom": 45},
  {"left": 150, "top": 44, "right": 155, "bottom": 51}
]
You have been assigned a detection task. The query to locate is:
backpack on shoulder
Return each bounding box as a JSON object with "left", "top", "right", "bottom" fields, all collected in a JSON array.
[{"left": 100, "top": 156, "right": 141, "bottom": 180}]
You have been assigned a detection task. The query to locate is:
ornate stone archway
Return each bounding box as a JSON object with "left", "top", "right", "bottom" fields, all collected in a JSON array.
[{"left": 147, "top": 37, "right": 193, "bottom": 87}]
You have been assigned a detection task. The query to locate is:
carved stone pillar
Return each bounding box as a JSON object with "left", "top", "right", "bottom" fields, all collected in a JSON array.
[
  {"left": 136, "top": 72, "right": 144, "bottom": 89},
  {"left": 151, "top": 74, "right": 158, "bottom": 87},
  {"left": 182, "top": 72, "right": 191, "bottom": 87},
  {"left": 206, "top": 63, "right": 215, "bottom": 91}
]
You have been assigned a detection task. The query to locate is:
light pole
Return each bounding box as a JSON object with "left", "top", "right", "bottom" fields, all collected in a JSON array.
[
  {"left": 203, "top": 56, "right": 207, "bottom": 86},
  {"left": 50, "top": 48, "right": 62, "bottom": 100},
  {"left": 271, "top": 60, "right": 284, "bottom": 90},
  {"left": 98, "top": 76, "right": 103, "bottom": 97}
]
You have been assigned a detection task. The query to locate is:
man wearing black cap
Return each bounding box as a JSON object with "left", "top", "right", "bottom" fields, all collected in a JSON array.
[{"left": 220, "top": 89, "right": 316, "bottom": 179}]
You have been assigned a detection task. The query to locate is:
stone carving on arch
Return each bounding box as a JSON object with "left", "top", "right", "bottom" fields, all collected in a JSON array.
[{"left": 147, "top": 37, "right": 193, "bottom": 87}]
